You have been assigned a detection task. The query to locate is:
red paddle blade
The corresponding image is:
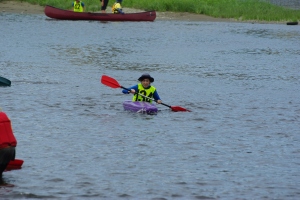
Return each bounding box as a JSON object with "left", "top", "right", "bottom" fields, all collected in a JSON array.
[
  {"left": 101, "top": 75, "right": 121, "bottom": 89},
  {"left": 5, "top": 159, "right": 24, "bottom": 171},
  {"left": 170, "top": 106, "right": 191, "bottom": 112}
]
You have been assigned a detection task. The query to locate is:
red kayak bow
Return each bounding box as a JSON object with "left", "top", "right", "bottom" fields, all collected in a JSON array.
[{"left": 101, "top": 75, "right": 191, "bottom": 112}]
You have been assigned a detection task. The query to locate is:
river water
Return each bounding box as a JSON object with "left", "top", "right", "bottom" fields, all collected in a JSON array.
[{"left": 0, "top": 13, "right": 299, "bottom": 199}]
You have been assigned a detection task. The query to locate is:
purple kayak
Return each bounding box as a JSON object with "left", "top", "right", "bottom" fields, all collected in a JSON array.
[{"left": 123, "top": 100, "right": 158, "bottom": 114}]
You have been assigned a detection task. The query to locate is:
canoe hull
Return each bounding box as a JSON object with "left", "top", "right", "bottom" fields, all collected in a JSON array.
[
  {"left": 44, "top": 5, "right": 156, "bottom": 21},
  {"left": 123, "top": 100, "right": 158, "bottom": 114}
]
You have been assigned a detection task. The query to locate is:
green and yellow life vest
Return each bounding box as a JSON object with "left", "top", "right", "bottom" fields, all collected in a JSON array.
[
  {"left": 74, "top": 1, "right": 84, "bottom": 12},
  {"left": 132, "top": 83, "right": 156, "bottom": 103}
]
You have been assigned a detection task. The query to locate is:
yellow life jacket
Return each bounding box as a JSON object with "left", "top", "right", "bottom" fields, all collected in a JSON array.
[
  {"left": 74, "top": 1, "right": 84, "bottom": 12},
  {"left": 132, "top": 83, "right": 156, "bottom": 103},
  {"left": 112, "top": 3, "right": 122, "bottom": 14}
]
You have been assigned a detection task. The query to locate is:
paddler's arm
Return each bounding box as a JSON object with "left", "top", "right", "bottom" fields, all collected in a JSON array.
[
  {"left": 153, "top": 90, "right": 162, "bottom": 104},
  {"left": 122, "top": 85, "right": 138, "bottom": 94},
  {"left": 117, "top": 8, "right": 124, "bottom": 14},
  {"left": 81, "top": 2, "right": 85, "bottom": 12},
  {"left": 70, "top": 3, "right": 74, "bottom": 11}
]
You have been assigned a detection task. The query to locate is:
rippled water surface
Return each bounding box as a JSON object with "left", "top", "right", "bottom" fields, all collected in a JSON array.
[{"left": 1, "top": 13, "right": 300, "bottom": 199}]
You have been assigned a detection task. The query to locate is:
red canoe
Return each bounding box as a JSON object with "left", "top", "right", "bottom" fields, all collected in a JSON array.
[
  {"left": 44, "top": 5, "right": 156, "bottom": 21},
  {"left": 5, "top": 159, "right": 24, "bottom": 171}
]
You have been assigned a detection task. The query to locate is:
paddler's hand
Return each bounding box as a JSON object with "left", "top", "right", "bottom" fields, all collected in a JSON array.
[
  {"left": 156, "top": 100, "right": 162, "bottom": 104},
  {"left": 128, "top": 89, "right": 135, "bottom": 94}
]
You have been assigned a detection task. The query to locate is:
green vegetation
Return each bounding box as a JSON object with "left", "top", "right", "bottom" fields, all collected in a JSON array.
[
  {"left": 125, "top": 0, "right": 300, "bottom": 22},
  {"left": 8, "top": 0, "right": 104, "bottom": 11},
  {"left": 2, "top": 0, "right": 300, "bottom": 21}
]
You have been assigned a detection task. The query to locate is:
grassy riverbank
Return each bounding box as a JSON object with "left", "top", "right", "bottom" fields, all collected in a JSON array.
[
  {"left": 128, "top": 0, "right": 300, "bottom": 21},
  {"left": 1, "top": 0, "right": 299, "bottom": 22}
]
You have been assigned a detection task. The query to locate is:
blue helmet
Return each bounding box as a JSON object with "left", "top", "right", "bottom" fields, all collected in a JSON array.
[{"left": 116, "top": 0, "right": 122, "bottom": 2}]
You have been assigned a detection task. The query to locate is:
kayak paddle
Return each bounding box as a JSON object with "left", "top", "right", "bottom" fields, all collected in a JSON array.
[
  {"left": 100, "top": 75, "right": 190, "bottom": 112},
  {"left": 0, "top": 76, "right": 11, "bottom": 87}
]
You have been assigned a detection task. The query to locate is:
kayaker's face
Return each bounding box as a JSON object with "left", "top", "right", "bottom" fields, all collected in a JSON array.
[{"left": 141, "top": 79, "right": 150, "bottom": 88}]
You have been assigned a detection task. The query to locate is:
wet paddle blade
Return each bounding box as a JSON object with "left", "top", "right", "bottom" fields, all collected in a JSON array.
[
  {"left": 5, "top": 159, "right": 24, "bottom": 171},
  {"left": 101, "top": 75, "right": 121, "bottom": 88},
  {"left": 170, "top": 106, "right": 191, "bottom": 112}
]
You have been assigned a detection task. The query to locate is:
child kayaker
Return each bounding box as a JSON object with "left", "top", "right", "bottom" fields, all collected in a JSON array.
[
  {"left": 112, "top": 0, "right": 124, "bottom": 14},
  {"left": 72, "top": 0, "right": 85, "bottom": 12},
  {"left": 122, "top": 73, "right": 162, "bottom": 104}
]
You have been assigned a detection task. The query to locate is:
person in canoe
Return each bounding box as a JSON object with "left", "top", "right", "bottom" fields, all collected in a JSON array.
[
  {"left": 0, "top": 110, "right": 17, "bottom": 179},
  {"left": 112, "top": 0, "right": 125, "bottom": 14},
  {"left": 122, "top": 73, "right": 162, "bottom": 104},
  {"left": 100, "top": 0, "right": 109, "bottom": 13},
  {"left": 72, "top": 0, "right": 85, "bottom": 12}
]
